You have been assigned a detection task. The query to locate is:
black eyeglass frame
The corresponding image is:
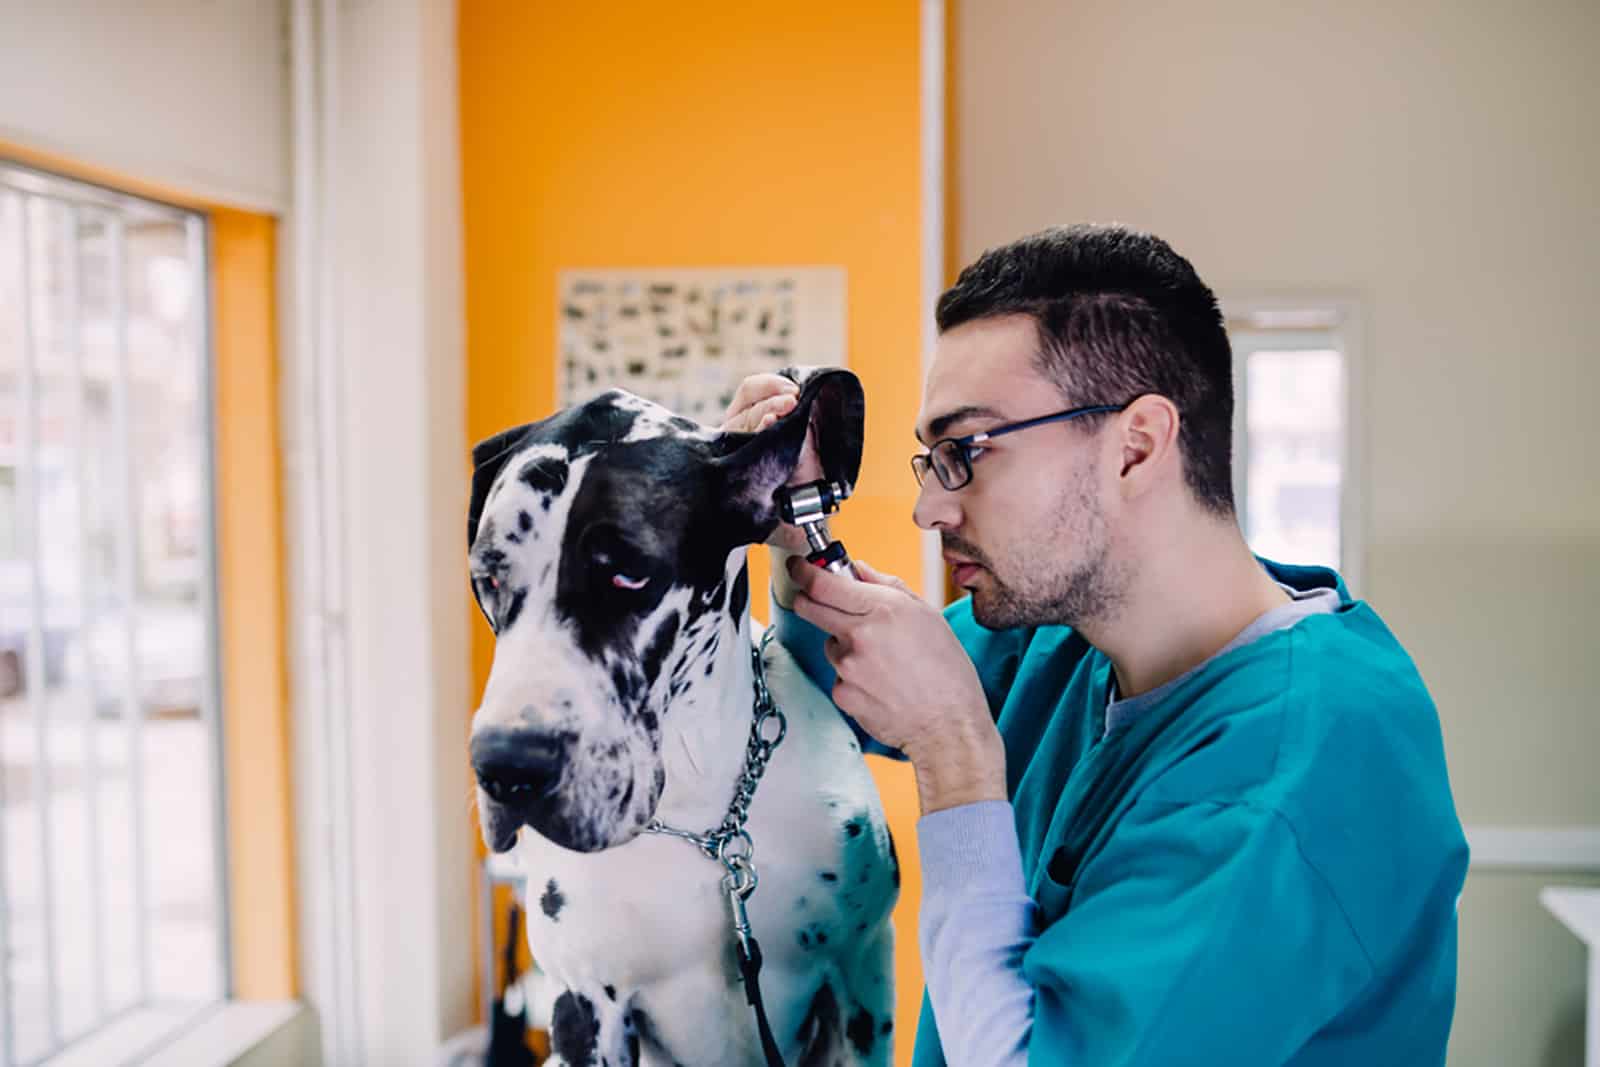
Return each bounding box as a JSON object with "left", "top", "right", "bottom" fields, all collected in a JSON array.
[{"left": 910, "top": 402, "right": 1132, "bottom": 491}]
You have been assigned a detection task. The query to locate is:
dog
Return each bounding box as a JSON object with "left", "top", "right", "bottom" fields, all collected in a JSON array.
[{"left": 467, "top": 369, "right": 899, "bottom": 1067}]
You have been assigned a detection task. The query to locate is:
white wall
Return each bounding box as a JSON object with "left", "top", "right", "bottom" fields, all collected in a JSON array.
[
  {"left": 957, "top": 1, "right": 1598, "bottom": 1064},
  {"left": 284, "top": 0, "right": 474, "bottom": 1062},
  {"left": 0, "top": 0, "right": 290, "bottom": 211}
]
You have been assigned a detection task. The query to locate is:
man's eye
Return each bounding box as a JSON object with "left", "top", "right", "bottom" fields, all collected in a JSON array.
[{"left": 965, "top": 445, "right": 989, "bottom": 463}]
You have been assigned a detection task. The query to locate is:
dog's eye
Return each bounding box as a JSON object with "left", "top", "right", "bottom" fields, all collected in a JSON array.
[
  {"left": 586, "top": 525, "right": 659, "bottom": 595},
  {"left": 473, "top": 574, "right": 503, "bottom": 629},
  {"left": 593, "top": 551, "right": 653, "bottom": 593}
]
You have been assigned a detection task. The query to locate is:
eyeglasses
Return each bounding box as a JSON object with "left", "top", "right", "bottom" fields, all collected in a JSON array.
[{"left": 910, "top": 403, "right": 1131, "bottom": 491}]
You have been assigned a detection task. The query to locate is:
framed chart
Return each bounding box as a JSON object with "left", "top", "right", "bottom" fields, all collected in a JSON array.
[{"left": 557, "top": 266, "right": 847, "bottom": 424}]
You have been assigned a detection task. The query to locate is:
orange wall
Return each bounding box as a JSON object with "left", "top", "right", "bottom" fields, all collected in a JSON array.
[
  {"left": 459, "top": 3, "right": 930, "bottom": 1059},
  {"left": 211, "top": 208, "right": 298, "bottom": 999}
]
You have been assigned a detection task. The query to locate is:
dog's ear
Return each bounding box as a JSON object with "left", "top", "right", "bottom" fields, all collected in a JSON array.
[
  {"left": 468, "top": 423, "right": 538, "bottom": 547},
  {"left": 712, "top": 367, "right": 865, "bottom": 544}
]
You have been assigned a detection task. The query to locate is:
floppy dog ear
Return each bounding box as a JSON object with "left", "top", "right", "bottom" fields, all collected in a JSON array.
[
  {"left": 712, "top": 367, "right": 865, "bottom": 544},
  {"left": 468, "top": 422, "right": 538, "bottom": 547}
]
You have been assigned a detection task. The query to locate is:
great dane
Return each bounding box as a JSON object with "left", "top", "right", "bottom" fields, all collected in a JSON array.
[{"left": 467, "top": 369, "right": 898, "bottom": 1067}]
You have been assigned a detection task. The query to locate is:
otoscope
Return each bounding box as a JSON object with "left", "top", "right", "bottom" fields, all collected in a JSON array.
[{"left": 774, "top": 479, "right": 854, "bottom": 575}]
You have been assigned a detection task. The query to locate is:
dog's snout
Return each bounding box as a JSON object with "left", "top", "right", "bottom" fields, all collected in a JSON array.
[{"left": 470, "top": 727, "right": 567, "bottom": 804}]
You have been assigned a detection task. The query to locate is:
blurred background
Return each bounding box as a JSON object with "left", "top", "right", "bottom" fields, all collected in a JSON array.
[{"left": 0, "top": 1, "right": 1594, "bottom": 1065}]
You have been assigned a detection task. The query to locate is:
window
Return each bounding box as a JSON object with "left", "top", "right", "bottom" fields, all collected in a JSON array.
[
  {"left": 0, "top": 163, "right": 226, "bottom": 1064},
  {"left": 1226, "top": 302, "right": 1360, "bottom": 589}
]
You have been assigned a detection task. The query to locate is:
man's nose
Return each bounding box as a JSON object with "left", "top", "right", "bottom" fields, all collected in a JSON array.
[
  {"left": 912, "top": 475, "right": 961, "bottom": 531},
  {"left": 470, "top": 727, "right": 568, "bottom": 804}
]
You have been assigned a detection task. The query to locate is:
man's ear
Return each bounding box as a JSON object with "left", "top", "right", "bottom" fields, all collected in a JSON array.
[
  {"left": 712, "top": 367, "right": 865, "bottom": 544},
  {"left": 1116, "top": 394, "right": 1181, "bottom": 495},
  {"left": 467, "top": 422, "right": 537, "bottom": 547}
]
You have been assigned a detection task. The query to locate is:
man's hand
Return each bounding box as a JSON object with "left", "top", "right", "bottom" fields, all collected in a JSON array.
[
  {"left": 788, "top": 556, "right": 1007, "bottom": 815},
  {"left": 721, "top": 373, "right": 822, "bottom": 556},
  {"left": 721, "top": 373, "right": 800, "bottom": 434}
]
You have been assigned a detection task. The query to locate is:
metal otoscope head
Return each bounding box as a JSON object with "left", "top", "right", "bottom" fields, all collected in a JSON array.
[{"left": 775, "top": 480, "right": 850, "bottom": 527}]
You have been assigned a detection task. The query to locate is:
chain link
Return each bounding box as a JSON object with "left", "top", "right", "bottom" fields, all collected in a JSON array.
[{"left": 644, "top": 630, "right": 786, "bottom": 895}]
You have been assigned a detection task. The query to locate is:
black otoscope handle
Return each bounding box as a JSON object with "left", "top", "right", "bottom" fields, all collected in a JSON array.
[{"left": 807, "top": 539, "right": 853, "bottom": 575}]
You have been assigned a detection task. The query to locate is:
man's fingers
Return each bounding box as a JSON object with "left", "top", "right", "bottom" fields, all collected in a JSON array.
[
  {"left": 722, "top": 374, "right": 799, "bottom": 430},
  {"left": 793, "top": 587, "right": 869, "bottom": 635},
  {"left": 823, "top": 635, "right": 849, "bottom": 670},
  {"left": 726, "top": 391, "right": 797, "bottom": 433},
  {"left": 786, "top": 556, "right": 878, "bottom": 616},
  {"left": 852, "top": 559, "right": 914, "bottom": 594}
]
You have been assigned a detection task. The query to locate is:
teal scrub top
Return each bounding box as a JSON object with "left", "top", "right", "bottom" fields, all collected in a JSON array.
[{"left": 789, "top": 559, "right": 1469, "bottom": 1066}]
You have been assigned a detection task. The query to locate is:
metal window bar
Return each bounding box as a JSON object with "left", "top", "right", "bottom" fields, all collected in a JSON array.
[
  {"left": 64, "top": 204, "right": 111, "bottom": 1028},
  {"left": 19, "top": 193, "right": 65, "bottom": 1053},
  {"left": 0, "top": 185, "right": 22, "bottom": 1067},
  {"left": 189, "top": 213, "right": 233, "bottom": 1000},
  {"left": 108, "top": 210, "right": 155, "bottom": 1012},
  {"left": 0, "top": 161, "right": 224, "bottom": 1065}
]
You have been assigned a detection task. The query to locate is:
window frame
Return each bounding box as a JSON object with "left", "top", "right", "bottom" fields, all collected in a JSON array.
[
  {"left": 0, "top": 157, "right": 232, "bottom": 1062},
  {"left": 1221, "top": 295, "right": 1365, "bottom": 595}
]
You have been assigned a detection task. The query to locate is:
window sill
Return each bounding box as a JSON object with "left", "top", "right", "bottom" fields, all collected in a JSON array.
[{"left": 44, "top": 1001, "right": 312, "bottom": 1067}]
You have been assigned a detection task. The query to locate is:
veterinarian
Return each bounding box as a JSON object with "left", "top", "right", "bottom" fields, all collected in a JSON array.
[{"left": 723, "top": 224, "right": 1468, "bottom": 1066}]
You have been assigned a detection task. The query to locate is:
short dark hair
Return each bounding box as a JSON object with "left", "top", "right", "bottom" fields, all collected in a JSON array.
[{"left": 936, "top": 224, "right": 1235, "bottom": 516}]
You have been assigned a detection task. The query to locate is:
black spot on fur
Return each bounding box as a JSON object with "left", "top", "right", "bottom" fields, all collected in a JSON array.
[
  {"left": 798, "top": 922, "right": 828, "bottom": 951},
  {"left": 847, "top": 1008, "right": 877, "bottom": 1056},
  {"left": 844, "top": 818, "right": 864, "bottom": 838},
  {"left": 518, "top": 510, "right": 533, "bottom": 532},
  {"left": 611, "top": 662, "right": 640, "bottom": 706},
  {"left": 881, "top": 1019, "right": 893, "bottom": 1035},
  {"left": 501, "top": 587, "right": 528, "bottom": 632},
  {"left": 519, "top": 456, "right": 569, "bottom": 496},
  {"left": 551, "top": 991, "right": 599, "bottom": 1066},
  {"left": 604, "top": 984, "right": 616, "bottom": 1001},
  {"left": 540, "top": 878, "right": 566, "bottom": 921},
  {"left": 640, "top": 612, "right": 680, "bottom": 690},
  {"left": 795, "top": 982, "right": 844, "bottom": 1067},
  {"left": 820, "top": 871, "right": 838, "bottom": 883},
  {"left": 728, "top": 564, "right": 749, "bottom": 621}
]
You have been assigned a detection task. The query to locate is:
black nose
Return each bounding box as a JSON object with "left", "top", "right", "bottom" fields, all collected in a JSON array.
[{"left": 470, "top": 727, "right": 568, "bottom": 804}]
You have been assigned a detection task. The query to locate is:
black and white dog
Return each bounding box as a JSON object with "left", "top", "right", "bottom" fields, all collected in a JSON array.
[{"left": 467, "top": 369, "right": 898, "bottom": 1067}]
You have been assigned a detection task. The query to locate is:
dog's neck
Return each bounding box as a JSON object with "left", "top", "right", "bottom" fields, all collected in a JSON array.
[{"left": 650, "top": 551, "right": 766, "bottom": 834}]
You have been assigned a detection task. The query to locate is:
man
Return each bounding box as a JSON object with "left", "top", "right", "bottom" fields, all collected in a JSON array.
[{"left": 723, "top": 224, "right": 1467, "bottom": 1066}]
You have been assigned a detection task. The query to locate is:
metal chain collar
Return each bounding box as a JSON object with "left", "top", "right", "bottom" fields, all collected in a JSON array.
[{"left": 643, "top": 629, "right": 787, "bottom": 903}]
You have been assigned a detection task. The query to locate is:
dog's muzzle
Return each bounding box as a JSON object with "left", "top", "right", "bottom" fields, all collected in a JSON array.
[{"left": 472, "top": 727, "right": 570, "bottom": 850}]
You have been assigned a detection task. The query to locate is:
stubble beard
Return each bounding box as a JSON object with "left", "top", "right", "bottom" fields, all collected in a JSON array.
[{"left": 968, "top": 468, "right": 1124, "bottom": 631}]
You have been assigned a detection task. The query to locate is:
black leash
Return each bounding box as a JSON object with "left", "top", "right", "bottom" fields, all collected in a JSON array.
[{"left": 737, "top": 936, "right": 787, "bottom": 1067}]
